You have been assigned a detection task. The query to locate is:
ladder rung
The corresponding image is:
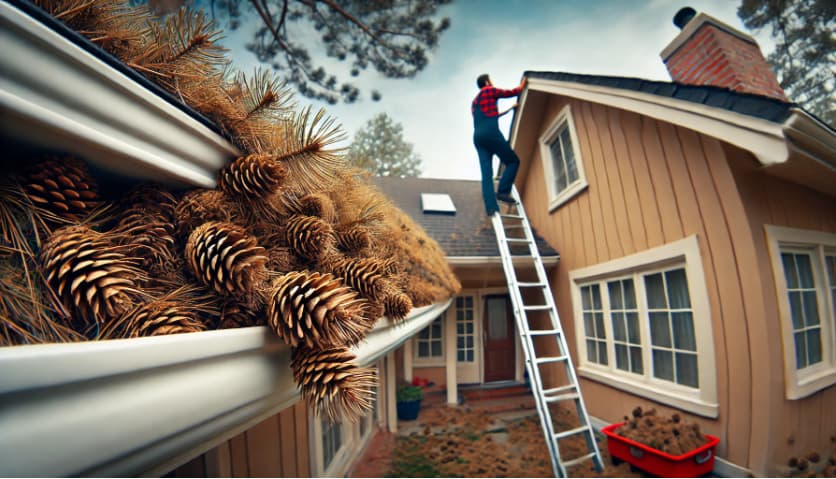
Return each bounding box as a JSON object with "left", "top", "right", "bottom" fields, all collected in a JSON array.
[
  {"left": 503, "top": 224, "right": 525, "bottom": 229},
  {"left": 500, "top": 213, "right": 524, "bottom": 220},
  {"left": 517, "top": 281, "right": 546, "bottom": 287},
  {"left": 506, "top": 238, "right": 532, "bottom": 244},
  {"left": 535, "top": 356, "right": 568, "bottom": 364},
  {"left": 545, "top": 392, "right": 579, "bottom": 403},
  {"left": 523, "top": 304, "right": 551, "bottom": 311},
  {"left": 561, "top": 452, "right": 599, "bottom": 469},
  {"left": 554, "top": 425, "right": 592, "bottom": 440},
  {"left": 526, "top": 329, "right": 561, "bottom": 336},
  {"left": 543, "top": 385, "right": 576, "bottom": 396}
]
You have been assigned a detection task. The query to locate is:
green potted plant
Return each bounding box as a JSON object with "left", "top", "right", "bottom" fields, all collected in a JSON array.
[{"left": 396, "top": 383, "right": 423, "bottom": 420}]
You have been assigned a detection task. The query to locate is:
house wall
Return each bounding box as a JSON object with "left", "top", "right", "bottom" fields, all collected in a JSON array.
[
  {"left": 724, "top": 143, "right": 836, "bottom": 474},
  {"left": 171, "top": 401, "right": 311, "bottom": 477},
  {"left": 515, "top": 94, "right": 804, "bottom": 473}
]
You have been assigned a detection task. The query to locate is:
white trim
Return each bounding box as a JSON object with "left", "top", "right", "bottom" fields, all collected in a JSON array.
[
  {"left": 445, "top": 308, "right": 458, "bottom": 404},
  {"left": 0, "top": 2, "right": 238, "bottom": 188},
  {"left": 522, "top": 77, "right": 788, "bottom": 168},
  {"left": 764, "top": 225, "right": 836, "bottom": 399},
  {"left": 538, "top": 104, "right": 589, "bottom": 211},
  {"left": 569, "top": 236, "right": 719, "bottom": 418}
]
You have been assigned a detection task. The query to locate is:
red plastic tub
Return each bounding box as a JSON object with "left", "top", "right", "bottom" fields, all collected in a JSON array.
[{"left": 602, "top": 422, "right": 720, "bottom": 477}]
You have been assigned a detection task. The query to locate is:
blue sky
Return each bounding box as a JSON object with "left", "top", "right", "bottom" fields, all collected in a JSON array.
[{"left": 218, "top": 1, "right": 775, "bottom": 181}]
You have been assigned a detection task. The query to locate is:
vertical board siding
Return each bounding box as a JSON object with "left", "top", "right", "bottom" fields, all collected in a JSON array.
[{"left": 725, "top": 144, "right": 836, "bottom": 474}]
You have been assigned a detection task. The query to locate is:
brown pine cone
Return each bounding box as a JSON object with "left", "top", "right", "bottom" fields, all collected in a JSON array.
[
  {"left": 267, "top": 271, "right": 370, "bottom": 349},
  {"left": 329, "top": 257, "right": 387, "bottom": 300},
  {"left": 174, "top": 189, "right": 241, "bottom": 239},
  {"left": 22, "top": 157, "right": 99, "bottom": 222},
  {"left": 384, "top": 291, "right": 413, "bottom": 322},
  {"left": 285, "top": 214, "right": 335, "bottom": 261},
  {"left": 120, "top": 300, "right": 206, "bottom": 337},
  {"left": 297, "top": 192, "right": 337, "bottom": 223},
  {"left": 218, "top": 300, "right": 263, "bottom": 329},
  {"left": 291, "top": 346, "right": 376, "bottom": 422},
  {"left": 334, "top": 224, "right": 371, "bottom": 254},
  {"left": 40, "top": 225, "right": 141, "bottom": 324},
  {"left": 185, "top": 221, "right": 268, "bottom": 297},
  {"left": 217, "top": 153, "right": 288, "bottom": 200}
]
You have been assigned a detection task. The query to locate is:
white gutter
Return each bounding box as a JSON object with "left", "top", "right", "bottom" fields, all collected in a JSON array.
[
  {"left": 0, "top": 301, "right": 450, "bottom": 477},
  {"left": 0, "top": 2, "right": 239, "bottom": 188},
  {"left": 447, "top": 255, "right": 560, "bottom": 267},
  {"left": 520, "top": 77, "right": 789, "bottom": 168}
]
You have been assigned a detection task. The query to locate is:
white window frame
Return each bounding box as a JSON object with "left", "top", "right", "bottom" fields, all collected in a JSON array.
[
  {"left": 765, "top": 225, "right": 836, "bottom": 399},
  {"left": 455, "top": 295, "right": 477, "bottom": 364},
  {"left": 413, "top": 316, "right": 445, "bottom": 366},
  {"left": 569, "top": 235, "right": 718, "bottom": 418},
  {"left": 538, "top": 104, "right": 588, "bottom": 212}
]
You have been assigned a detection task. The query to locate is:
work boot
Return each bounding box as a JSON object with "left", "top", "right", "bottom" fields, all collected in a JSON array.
[{"left": 496, "top": 193, "right": 516, "bottom": 204}]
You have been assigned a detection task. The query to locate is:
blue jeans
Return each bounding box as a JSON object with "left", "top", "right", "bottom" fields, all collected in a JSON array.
[{"left": 473, "top": 111, "right": 520, "bottom": 215}]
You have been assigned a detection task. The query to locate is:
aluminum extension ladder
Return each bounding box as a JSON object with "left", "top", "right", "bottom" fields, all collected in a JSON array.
[{"left": 490, "top": 186, "right": 603, "bottom": 477}]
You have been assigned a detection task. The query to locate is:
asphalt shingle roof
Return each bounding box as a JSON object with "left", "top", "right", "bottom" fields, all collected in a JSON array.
[
  {"left": 525, "top": 70, "right": 796, "bottom": 124},
  {"left": 372, "top": 177, "right": 558, "bottom": 258}
]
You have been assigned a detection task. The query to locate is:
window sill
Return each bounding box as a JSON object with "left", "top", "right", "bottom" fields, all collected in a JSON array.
[
  {"left": 786, "top": 366, "right": 836, "bottom": 400},
  {"left": 578, "top": 366, "right": 719, "bottom": 418},
  {"left": 548, "top": 181, "right": 588, "bottom": 212},
  {"left": 413, "top": 359, "right": 446, "bottom": 368}
]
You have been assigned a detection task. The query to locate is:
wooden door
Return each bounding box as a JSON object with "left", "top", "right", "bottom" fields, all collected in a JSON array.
[{"left": 483, "top": 294, "right": 515, "bottom": 382}]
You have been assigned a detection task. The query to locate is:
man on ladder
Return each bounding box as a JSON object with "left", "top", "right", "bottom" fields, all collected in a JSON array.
[{"left": 471, "top": 74, "right": 526, "bottom": 216}]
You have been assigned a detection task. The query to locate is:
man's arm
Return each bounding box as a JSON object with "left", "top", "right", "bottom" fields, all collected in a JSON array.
[
  {"left": 498, "top": 102, "right": 518, "bottom": 117},
  {"left": 493, "top": 77, "right": 528, "bottom": 98}
]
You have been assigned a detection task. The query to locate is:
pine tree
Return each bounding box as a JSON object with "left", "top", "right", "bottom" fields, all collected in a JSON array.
[
  {"left": 347, "top": 113, "right": 422, "bottom": 177},
  {"left": 738, "top": 0, "right": 835, "bottom": 125}
]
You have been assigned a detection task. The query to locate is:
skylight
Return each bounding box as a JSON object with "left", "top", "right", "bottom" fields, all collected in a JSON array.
[{"left": 421, "top": 193, "right": 456, "bottom": 214}]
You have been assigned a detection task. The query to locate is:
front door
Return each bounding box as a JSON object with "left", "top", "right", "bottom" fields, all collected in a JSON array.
[{"left": 483, "top": 294, "right": 515, "bottom": 382}]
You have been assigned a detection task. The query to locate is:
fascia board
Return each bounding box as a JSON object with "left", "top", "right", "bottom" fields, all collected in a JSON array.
[
  {"left": 526, "top": 77, "right": 788, "bottom": 167},
  {"left": 0, "top": 302, "right": 450, "bottom": 477},
  {"left": 0, "top": 2, "right": 239, "bottom": 187},
  {"left": 783, "top": 108, "right": 836, "bottom": 173}
]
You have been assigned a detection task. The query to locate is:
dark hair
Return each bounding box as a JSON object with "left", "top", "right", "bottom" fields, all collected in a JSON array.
[{"left": 476, "top": 74, "right": 490, "bottom": 88}]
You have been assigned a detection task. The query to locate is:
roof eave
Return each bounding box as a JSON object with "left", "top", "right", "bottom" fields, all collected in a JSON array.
[{"left": 447, "top": 255, "right": 560, "bottom": 267}]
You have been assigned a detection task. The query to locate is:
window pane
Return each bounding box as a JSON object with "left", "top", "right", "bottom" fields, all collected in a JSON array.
[
  {"left": 457, "top": 337, "right": 464, "bottom": 349},
  {"left": 653, "top": 349, "right": 674, "bottom": 381},
  {"left": 419, "top": 327, "right": 429, "bottom": 339},
  {"left": 611, "top": 312, "right": 626, "bottom": 342},
  {"left": 796, "top": 254, "right": 814, "bottom": 288},
  {"left": 608, "top": 281, "right": 623, "bottom": 309},
  {"left": 598, "top": 341, "right": 608, "bottom": 365},
  {"left": 457, "top": 323, "right": 464, "bottom": 335},
  {"left": 626, "top": 313, "right": 640, "bottom": 344},
  {"left": 583, "top": 312, "right": 594, "bottom": 336},
  {"left": 418, "top": 342, "right": 429, "bottom": 357},
  {"left": 650, "top": 312, "right": 671, "bottom": 347},
  {"left": 581, "top": 286, "right": 591, "bottom": 309},
  {"left": 615, "top": 344, "right": 629, "bottom": 371},
  {"left": 550, "top": 139, "right": 567, "bottom": 192},
  {"left": 630, "top": 346, "right": 644, "bottom": 374},
  {"left": 623, "top": 279, "right": 637, "bottom": 309},
  {"left": 466, "top": 323, "right": 473, "bottom": 334},
  {"left": 467, "top": 350, "right": 474, "bottom": 361},
  {"left": 665, "top": 269, "right": 691, "bottom": 308},
  {"left": 487, "top": 297, "right": 508, "bottom": 339},
  {"left": 645, "top": 273, "right": 667, "bottom": 308},
  {"left": 789, "top": 292, "right": 804, "bottom": 329},
  {"left": 466, "top": 296, "right": 473, "bottom": 308},
  {"left": 431, "top": 342, "right": 441, "bottom": 356},
  {"left": 431, "top": 323, "right": 441, "bottom": 336},
  {"left": 782, "top": 253, "right": 799, "bottom": 288},
  {"left": 456, "top": 297, "right": 463, "bottom": 308},
  {"left": 466, "top": 336, "right": 473, "bottom": 348},
  {"left": 466, "top": 310, "right": 473, "bottom": 321},
  {"left": 594, "top": 313, "right": 605, "bottom": 339},
  {"left": 794, "top": 332, "right": 808, "bottom": 368},
  {"left": 458, "top": 351, "right": 465, "bottom": 361},
  {"left": 586, "top": 340, "right": 597, "bottom": 363},
  {"left": 592, "top": 285, "right": 602, "bottom": 309},
  {"left": 676, "top": 352, "right": 699, "bottom": 388},
  {"left": 802, "top": 291, "right": 820, "bottom": 326},
  {"left": 672, "top": 312, "right": 697, "bottom": 351},
  {"left": 827, "top": 256, "right": 836, "bottom": 286},
  {"left": 807, "top": 329, "right": 822, "bottom": 364},
  {"left": 561, "top": 128, "right": 579, "bottom": 184}
]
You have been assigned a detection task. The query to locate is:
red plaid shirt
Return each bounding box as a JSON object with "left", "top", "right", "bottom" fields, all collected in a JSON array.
[{"left": 471, "top": 85, "right": 522, "bottom": 117}]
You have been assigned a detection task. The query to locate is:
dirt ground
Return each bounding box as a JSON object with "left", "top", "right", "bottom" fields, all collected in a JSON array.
[{"left": 350, "top": 390, "right": 641, "bottom": 478}]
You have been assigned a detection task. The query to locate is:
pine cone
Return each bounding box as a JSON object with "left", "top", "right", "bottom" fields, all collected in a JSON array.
[
  {"left": 267, "top": 271, "right": 370, "bottom": 349},
  {"left": 185, "top": 221, "right": 268, "bottom": 297},
  {"left": 217, "top": 153, "right": 287, "bottom": 200},
  {"left": 219, "top": 300, "right": 263, "bottom": 329},
  {"left": 334, "top": 225, "right": 371, "bottom": 254},
  {"left": 384, "top": 291, "right": 413, "bottom": 321},
  {"left": 121, "top": 300, "right": 206, "bottom": 337},
  {"left": 115, "top": 199, "right": 177, "bottom": 271},
  {"left": 40, "top": 225, "right": 140, "bottom": 324},
  {"left": 297, "top": 192, "right": 336, "bottom": 223},
  {"left": 285, "top": 214, "right": 335, "bottom": 261},
  {"left": 291, "top": 346, "right": 376, "bottom": 422},
  {"left": 174, "top": 189, "right": 241, "bottom": 239},
  {"left": 265, "top": 246, "right": 297, "bottom": 272},
  {"left": 329, "top": 257, "right": 387, "bottom": 300},
  {"left": 22, "top": 157, "right": 99, "bottom": 222}
]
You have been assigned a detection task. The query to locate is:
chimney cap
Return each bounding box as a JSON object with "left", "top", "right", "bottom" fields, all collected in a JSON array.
[{"left": 673, "top": 7, "right": 697, "bottom": 29}]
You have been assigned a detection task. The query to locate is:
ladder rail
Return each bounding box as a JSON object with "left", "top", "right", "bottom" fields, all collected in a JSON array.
[{"left": 490, "top": 185, "right": 603, "bottom": 477}]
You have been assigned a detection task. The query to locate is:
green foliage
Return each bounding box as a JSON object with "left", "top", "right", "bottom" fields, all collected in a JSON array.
[
  {"left": 738, "top": 0, "right": 835, "bottom": 125},
  {"left": 209, "top": 0, "right": 452, "bottom": 104},
  {"left": 347, "top": 113, "right": 423, "bottom": 177},
  {"left": 396, "top": 384, "right": 423, "bottom": 402}
]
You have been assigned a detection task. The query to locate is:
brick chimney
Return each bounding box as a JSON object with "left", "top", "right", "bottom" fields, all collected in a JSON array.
[{"left": 661, "top": 7, "right": 788, "bottom": 102}]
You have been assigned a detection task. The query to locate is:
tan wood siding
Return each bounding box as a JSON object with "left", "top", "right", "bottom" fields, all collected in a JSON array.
[
  {"left": 172, "top": 401, "right": 310, "bottom": 477},
  {"left": 725, "top": 143, "right": 836, "bottom": 474}
]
